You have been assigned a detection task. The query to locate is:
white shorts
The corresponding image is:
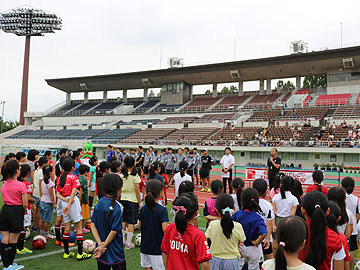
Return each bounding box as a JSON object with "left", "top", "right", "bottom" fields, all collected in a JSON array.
[
  {"left": 57, "top": 198, "right": 65, "bottom": 217},
  {"left": 89, "top": 181, "right": 96, "bottom": 192},
  {"left": 240, "top": 245, "right": 263, "bottom": 270},
  {"left": 24, "top": 208, "right": 32, "bottom": 227},
  {"left": 140, "top": 253, "right": 164, "bottom": 270},
  {"left": 58, "top": 196, "right": 82, "bottom": 223}
]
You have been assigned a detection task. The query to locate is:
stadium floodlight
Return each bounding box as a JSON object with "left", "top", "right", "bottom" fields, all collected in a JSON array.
[{"left": 0, "top": 6, "right": 62, "bottom": 125}]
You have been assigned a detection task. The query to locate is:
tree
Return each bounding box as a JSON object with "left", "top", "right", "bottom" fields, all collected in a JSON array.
[
  {"left": 275, "top": 80, "right": 295, "bottom": 91},
  {"left": 302, "top": 74, "right": 327, "bottom": 88},
  {"left": 205, "top": 89, "right": 211, "bottom": 95},
  {"left": 220, "top": 85, "right": 238, "bottom": 94},
  {"left": 148, "top": 90, "right": 155, "bottom": 97},
  {"left": 0, "top": 119, "right": 18, "bottom": 133}
]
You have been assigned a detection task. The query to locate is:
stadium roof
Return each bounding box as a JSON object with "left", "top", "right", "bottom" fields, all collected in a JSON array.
[{"left": 46, "top": 46, "right": 360, "bottom": 93}]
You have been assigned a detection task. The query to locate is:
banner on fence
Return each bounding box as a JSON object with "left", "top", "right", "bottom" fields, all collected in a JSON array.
[{"left": 246, "top": 167, "right": 314, "bottom": 185}]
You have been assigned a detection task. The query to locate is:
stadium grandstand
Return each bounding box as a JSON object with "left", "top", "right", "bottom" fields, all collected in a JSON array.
[{"left": 2, "top": 45, "right": 360, "bottom": 169}]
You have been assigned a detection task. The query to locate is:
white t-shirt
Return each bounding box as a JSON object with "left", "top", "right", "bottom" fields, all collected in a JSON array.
[
  {"left": 262, "top": 259, "right": 315, "bottom": 270},
  {"left": 272, "top": 191, "right": 299, "bottom": 217},
  {"left": 33, "top": 168, "right": 44, "bottom": 198},
  {"left": 337, "top": 208, "right": 353, "bottom": 235},
  {"left": 231, "top": 193, "right": 240, "bottom": 211},
  {"left": 258, "top": 198, "right": 274, "bottom": 242},
  {"left": 174, "top": 172, "right": 192, "bottom": 198},
  {"left": 220, "top": 154, "right": 235, "bottom": 169},
  {"left": 345, "top": 193, "right": 360, "bottom": 235}
]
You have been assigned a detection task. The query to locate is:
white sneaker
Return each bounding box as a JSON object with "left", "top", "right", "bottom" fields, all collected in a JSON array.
[{"left": 125, "top": 242, "right": 135, "bottom": 249}]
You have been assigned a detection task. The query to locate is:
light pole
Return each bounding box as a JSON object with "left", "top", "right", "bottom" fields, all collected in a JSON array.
[
  {"left": 0, "top": 101, "right": 5, "bottom": 162},
  {"left": 0, "top": 6, "right": 62, "bottom": 125}
]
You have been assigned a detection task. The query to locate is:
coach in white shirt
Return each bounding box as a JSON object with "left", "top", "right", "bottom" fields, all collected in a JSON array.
[{"left": 220, "top": 147, "right": 235, "bottom": 194}]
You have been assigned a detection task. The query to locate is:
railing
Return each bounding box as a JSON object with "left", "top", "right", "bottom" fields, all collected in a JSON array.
[{"left": 314, "top": 98, "right": 350, "bottom": 106}]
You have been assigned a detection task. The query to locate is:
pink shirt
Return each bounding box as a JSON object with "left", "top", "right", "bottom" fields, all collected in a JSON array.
[
  {"left": 1, "top": 179, "right": 28, "bottom": 206},
  {"left": 270, "top": 188, "right": 280, "bottom": 200},
  {"left": 41, "top": 180, "right": 55, "bottom": 204}
]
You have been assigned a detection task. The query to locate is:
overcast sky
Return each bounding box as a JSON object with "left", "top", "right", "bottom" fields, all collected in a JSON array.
[{"left": 1, "top": 0, "right": 359, "bottom": 121}]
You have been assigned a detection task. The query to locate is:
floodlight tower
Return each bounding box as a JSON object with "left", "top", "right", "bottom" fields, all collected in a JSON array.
[{"left": 0, "top": 6, "right": 62, "bottom": 125}]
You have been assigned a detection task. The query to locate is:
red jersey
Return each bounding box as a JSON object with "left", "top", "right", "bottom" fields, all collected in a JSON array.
[
  {"left": 23, "top": 180, "right": 33, "bottom": 210},
  {"left": 55, "top": 174, "right": 80, "bottom": 197},
  {"left": 161, "top": 223, "right": 211, "bottom": 270},
  {"left": 299, "top": 220, "right": 344, "bottom": 270},
  {"left": 339, "top": 233, "right": 350, "bottom": 262},
  {"left": 161, "top": 174, "right": 168, "bottom": 199},
  {"left": 139, "top": 177, "right": 147, "bottom": 193},
  {"left": 306, "top": 184, "right": 328, "bottom": 195}
]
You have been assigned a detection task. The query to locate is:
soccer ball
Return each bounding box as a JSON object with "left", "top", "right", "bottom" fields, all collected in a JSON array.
[
  {"left": 354, "top": 259, "right": 360, "bottom": 270},
  {"left": 82, "top": 239, "right": 96, "bottom": 254},
  {"left": 134, "top": 234, "right": 141, "bottom": 246},
  {"left": 69, "top": 231, "right": 76, "bottom": 243},
  {"left": 50, "top": 225, "right": 55, "bottom": 235},
  {"left": 33, "top": 235, "right": 47, "bottom": 244},
  {"left": 25, "top": 228, "right": 31, "bottom": 239},
  {"left": 32, "top": 236, "right": 46, "bottom": 249},
  {"left": 84, "top": 219, "right": 92, "bottom": 230}
]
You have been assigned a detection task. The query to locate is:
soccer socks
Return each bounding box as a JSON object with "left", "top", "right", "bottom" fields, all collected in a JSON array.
[
  {"left": 126, "top": 232, "right": 133, "bottom": 246},
  {"left": 55, "top": 225, "right": 62, "bottom": 242},
  {"left": 76, "top": 233, "right": 83, "bottom": 254},
  {"left": 8, "top": 243, "right": 17, "bottom": 265},
  {"left": 61, "top": 224, "right": 65, "bottom": 237},
  {"left": 0, "top": 243, "right": 10, "bottom": 268},
  {"left": 63, "top": 232, "right": 70, "bottom": 254},
  {"left": 122, "top": 230, "right": 126, "bottom": 242},
  {"left": 89, "top": 195, "right": 94, "bottom": 208},
  {"left": 17, "top": 231, "right": 26, "bottom": 251}
]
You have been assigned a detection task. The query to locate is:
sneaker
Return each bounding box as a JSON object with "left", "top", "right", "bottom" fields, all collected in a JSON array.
[
  {"left": 10, "top": 264, "right": 25, "bottom": 270},
  {"left": 125, "top": 242, "right": 135, "bottom": 249},
  {"left": 207, "top": 188, "right": 211, "bottom": 193},
  {"left": 76, "top": 253, "right": 92, "bottom": 260},
  {"left": 61, "top": 242, "right": 76, "bottom": 247},
  {"left": 63, "top": 252, "right": 75, "bottom": 259},
  {"left": 82, "top": 228, "right": 90, "bottom": 233},
  {"left": 31, "top": 226, "right": 40, "bottom": 232},
  {"left": 17, "top": 247, "right": 33, "bottom": 255},
  {"left": 46, "top": 234, "right": 56, "bottom": 240},
  {"left": 200, "top": 187, "right": 206, "bottom": 192},
  {"left": 55, "top": 240, "right": 62, "bottom": 246}
]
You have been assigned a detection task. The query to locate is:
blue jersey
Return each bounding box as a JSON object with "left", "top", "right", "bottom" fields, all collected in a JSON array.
[
  {"left": 73, "top": 161, "right": 80, "bottom": 176},
  {"left": 107, "top": 150, "right": 114, "bottom": 161},
  {"left": 232, "top": 210, "right": 267, "bottom": 247},
  {"left": 92, "top": 196, "right": 125, "bottom": 265}
]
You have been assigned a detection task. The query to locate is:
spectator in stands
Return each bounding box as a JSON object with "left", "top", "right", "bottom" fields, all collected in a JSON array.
[
  {"left": 292, "top": 108, "right": 296, "bottom": 118},
  {"left": 341, "top": 121, "right": 348, "bottom": 129},
  {"left": 284, "top": 121, "right": 289, "bottom": 128},
  {"left": 276, "top": 121, "right": 280, "bottom": 128},
  {"left": 308, "top": 137, "right": 314, "bottom": 147},
  {"left": 220, "top": 147, "right": 235, "bottom": 194},
  {"left": 106, "top": 145, "right": 114, "bottom": 161},
  {"left": 267, "top": 148, "right": 281, "bottom": 189},
  {"left": 304, "top": 119, "right": 311, "bottom": 127}
]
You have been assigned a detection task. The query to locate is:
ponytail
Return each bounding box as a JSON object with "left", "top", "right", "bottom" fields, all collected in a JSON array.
[
  {"left": 280, "top": 176, "right": 293, "bottom": 199},
  {"left": 275, "top": 244, "right": 287, "bottom": 270},
  {"left": 317, "top": 184, "right": 322, "bottom": 192},
  {"left": 173, "top": 192, "right": 198, "bottom": 235},
  {"left": 302, "top": 191, "right": 328, "bottom": 269},
  {"left": 106, "top": 191, "right": 117, "bottom": 220},
  {"left": 59, "top": 158, "right": 75, "bottom": 188},
  {"left": 145, "top": 179, "right": 162, "bottom": 211},
  {"left": 101, "top": 174, "right": 123, "bottom": 220},
  {"left": 42, "top": 165, "right": 53, "bottom": 185},
  {"left": 216, "top": 193, "right": 235, "bottom": 239},
  {"left": 232, "top": 178, "right": 245, "bottom": 209},
  {"left": 121, "top": 156, "right": 135, "bottom": 178},
  {"left": 236, "top": 187, "right": 242, "bottom": 209},
  {"left": 179, "top": 160, "right": 188, "bottom": 178}
]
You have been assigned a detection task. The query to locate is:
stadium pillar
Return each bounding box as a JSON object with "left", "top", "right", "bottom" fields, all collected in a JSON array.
[
  {"left": 144, "top": 88, "right": 148, "bottom": 101},
  {"left": 259, "top": 79, "right": 265, "bottom": 95},
  {"left": 296, "top": 76, "right": 301, "bottom": 90},
  {"left": 238, "top": 81, "right": 243, "bottom": 95},
  {"left": 103, "top": 90, "right": 108, "bottom": 102},
  {"left": 266, "top": 79, "right": 272, "bottom": 94},
  {"left": 66, "top": 92, "right": 71, "bottom": 105},
  {"left": 212, "top": 83, "right": 217, "bottom": 97},
  {"left": 190, "top": 85, "right": 193, "bottom": 99},
  {"left": 20, "top": 35, "right": 31, "bottom": 125},
  {"left": 123, "top": 89, "right": 128, "bottom": 103},
  {"left": 84, "top": 92, "right": 89, "bottom": 103}
]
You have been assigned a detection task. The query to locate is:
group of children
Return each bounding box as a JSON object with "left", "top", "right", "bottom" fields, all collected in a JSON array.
[{"left": 2, "top": 146, "right": 360, "bottom": 270}]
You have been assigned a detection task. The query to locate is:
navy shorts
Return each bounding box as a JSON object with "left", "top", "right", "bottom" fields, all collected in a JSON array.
[
  {"left": 120, "top": 200, "right": 139, "bottom": 225},
  {"left": 40, "top": 201, "right": 54, "bottom": 223}
]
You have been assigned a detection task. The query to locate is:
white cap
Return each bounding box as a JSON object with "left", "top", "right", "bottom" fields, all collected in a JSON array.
[{"left": 203, "top": 148, "right": 208, "bottom": 151}]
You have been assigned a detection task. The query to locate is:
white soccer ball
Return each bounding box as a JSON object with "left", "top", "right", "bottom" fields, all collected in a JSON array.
[
  {"left": 82, "top": 239, "right": 96, "bottom": 254},
  {"left": 354, "top": 260, "right": 360, "bottom": 270},
  {"left": 50, "top": 225, "right": 55, "bottom": 235},
  {"left": 33, "top": 235, "right": 47, "bottom": 244},
  {"left": 25, "top": 228, "right": 31, "bottom": 239},
  {"left": 134, "top": 234, "right": 141, "bottom": 246}
]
